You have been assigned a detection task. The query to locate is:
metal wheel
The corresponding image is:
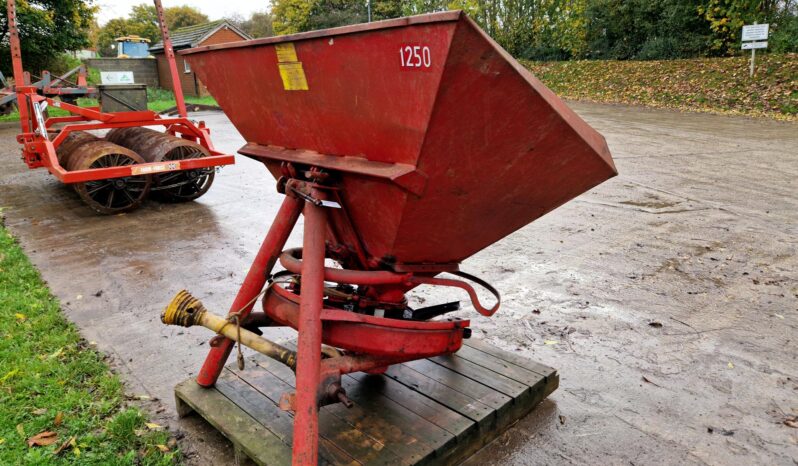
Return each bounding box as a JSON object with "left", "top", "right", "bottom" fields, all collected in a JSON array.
[
  {"left": 106, "top": 127, "right": 215, "bottom": 203},
  {"left": 154, "top": 146, "right": 215, "bottom": 202},
  {"left": 73, "top": 153, "right": 152, "bottom": 214}
]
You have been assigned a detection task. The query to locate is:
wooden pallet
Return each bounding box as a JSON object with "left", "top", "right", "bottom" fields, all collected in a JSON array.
[{"left": 175, "top": 339, "right": 558, "bottom": 465}]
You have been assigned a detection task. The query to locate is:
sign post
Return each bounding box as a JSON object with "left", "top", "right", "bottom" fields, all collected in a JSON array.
[{"left": 741, "top": 23, "right": 769, "bottom": 77}]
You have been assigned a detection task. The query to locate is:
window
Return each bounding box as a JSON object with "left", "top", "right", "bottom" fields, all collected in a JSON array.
[{"left": 183, "top": 60, "right": 191, "bottom": 74}]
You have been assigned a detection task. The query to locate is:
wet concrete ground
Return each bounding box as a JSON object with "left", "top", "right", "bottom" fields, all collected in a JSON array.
[{"left": 0, "top": 103, "right": 796, "bottom": 465}]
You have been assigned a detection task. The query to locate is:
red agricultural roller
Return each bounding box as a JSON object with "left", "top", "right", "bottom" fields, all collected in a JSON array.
[
  {"left": 161, "top": 11, "right": 616, "bottom": 465},
  {"left": 4, "top": 0, "right": 234, "bottom": 213}
]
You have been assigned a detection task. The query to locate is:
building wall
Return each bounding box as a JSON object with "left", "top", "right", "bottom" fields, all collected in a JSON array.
[
  {"left": 155, "top": 53, "right": 200, "bottom": 96},
  {"left": 85, "top": 58, "right": 159, "bottom": 88},
  {"left": 154, "top": 27, "right": 249, "bottom": 97}
]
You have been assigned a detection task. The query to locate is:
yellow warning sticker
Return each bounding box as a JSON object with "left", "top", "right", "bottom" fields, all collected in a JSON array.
[
  {"left": 275, "top": 43, "right": 299, "bottom": 63},
  {"left": 278, "top": 62, "right": 309, "bottom": 91}
]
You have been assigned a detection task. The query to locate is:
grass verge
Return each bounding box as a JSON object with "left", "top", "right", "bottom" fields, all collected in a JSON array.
[
  {"left": 524, "top": 53, "right": 798, "bottom": 121},
  {"left": 0, "top": 222, "right": 179, "bottom": 465},
  {"left": 0, "top": 95, "right": 218, "bottom": 123}
]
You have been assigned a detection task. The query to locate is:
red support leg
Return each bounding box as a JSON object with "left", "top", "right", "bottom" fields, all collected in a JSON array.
[
  {"left": 196, "top": 195, "right": 303, "bottom": 387},
  {"left": 292, "top": 196, "right": 327, "bottom": 465}
]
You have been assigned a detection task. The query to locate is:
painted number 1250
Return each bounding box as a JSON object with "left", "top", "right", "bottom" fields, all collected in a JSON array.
[{"left": 400, "top": 45, "right": 431, "bottom": 68}]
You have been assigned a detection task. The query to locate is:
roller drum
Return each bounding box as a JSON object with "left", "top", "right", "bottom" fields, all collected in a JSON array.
[
  {"left": 55, "top": 131, "right": 152, "bottom": 214},
  {"left": 106, "top": 127, "right": 215, "bottom": 202}
]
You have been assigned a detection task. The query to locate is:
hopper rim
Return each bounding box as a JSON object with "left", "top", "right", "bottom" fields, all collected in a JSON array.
[{"left": 181, "top": 10, "right": 463, "bottom": 56}]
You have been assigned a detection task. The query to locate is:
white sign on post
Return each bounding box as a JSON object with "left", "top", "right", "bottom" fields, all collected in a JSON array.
[
  {"left": 741, "top": 41, "right": 768, "bottom": 50},
  {"left": 742, "top": 24, "right": 769, "bottom": 41},
  {"left": 741, "top": 24, "right": 769, "bottom": 77},
  {"left": 100, "top": 71, "right": 135, "bottom": 85}
]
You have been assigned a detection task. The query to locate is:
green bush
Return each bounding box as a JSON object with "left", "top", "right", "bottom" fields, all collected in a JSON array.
[
  {"left": 146, "top": 87, "right": 176, "bottom": 102},
  {"left": 45, "top": 54, "right": 84, "bottom": 75},
  {"left": 771, "top": 15, "right": 798, "bottom": 53}
]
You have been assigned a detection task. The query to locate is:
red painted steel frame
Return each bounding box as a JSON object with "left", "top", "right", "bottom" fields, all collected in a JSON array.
[
  {"left": 293, "top": 194, "right": 327, "bottom": 465},
  {"left": 196, "top": 187, "right": 471, "bottom": 466},
  {"left": 196, "top": 195, "right": 304, "bottom": 387},
  {"left": 153, "top": 0, "right": 187, "bottom": 118}
]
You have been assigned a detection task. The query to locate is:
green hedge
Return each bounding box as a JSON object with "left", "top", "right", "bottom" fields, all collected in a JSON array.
[{"left": 525, "top": 53, "right": 798, "bottom": 120}]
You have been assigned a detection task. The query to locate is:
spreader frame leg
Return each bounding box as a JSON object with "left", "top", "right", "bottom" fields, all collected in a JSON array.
[
  {"left": 196, "top": 195, "right": 303, "bottom": 387},
  {"left": 291, "top": 193, "right": 327, "bottom": 465}
]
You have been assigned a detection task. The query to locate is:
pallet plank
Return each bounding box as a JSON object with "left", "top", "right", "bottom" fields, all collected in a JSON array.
[
  {"left": 175, "top": 339, "right": 557, "bottom": 466},
  {"left": 216, "top": 370, "right": 360, "bottom": 466},
  {"left": 454, "top": 344, "right": 550, "bottom": 386},
  {"left": 280, "top": 342, "right": 458, "bottom": 463},
  {"left": 236, "top": 360, "right": 404, "bottom": 466},
  {"left": 346, "top": 371, "right": 473, "bottom": 439},
  {"left": 464, "top": 339, "right": 557, "bottom": 378},
  {"left": 429, "top": 353, "right": 528, "bottom": 398},
  {"left": 382, "top": 364, "right": 496, "bottom": 429},
  {"left": 338, "top": 374, "right": 457, "bottom": 462},
  {"left": 174, "top": 379, "right": 292, "bottom": 465},
  {"left": 403, "top": 359, "right": 511, "bottom": 415}
]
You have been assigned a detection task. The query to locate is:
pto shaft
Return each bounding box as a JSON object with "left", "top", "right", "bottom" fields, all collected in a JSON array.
[{"left": 162, "top": 290, "right": 297, "bottom": 369}]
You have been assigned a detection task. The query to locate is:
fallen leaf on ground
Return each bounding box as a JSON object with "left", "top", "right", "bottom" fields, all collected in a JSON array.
[
  {"left": 1, "top": 369, "right": 19, "bottom": 382},
  {"left": 32, "top": 408, "right": 47, "bottom": 416},
  {"left": 16, "top": 424, "right": 24, "bottom": 437},
  {"left": 69, "top": 437, "right": 80, "bottom": 457},
  {"left": 784, "top": 416, "right": 798, "bottom": 428},
  {"left": 774, "top": 314, "right": 784, "bottom": 319},
  {"left": 145, "top": 422, "right": 163, "bottom": 430},
  {"left": 728, "top": 362, "right": 734, "bottom": 369},
  {"left": 27, "top": 431, "right": 58, "bottom": 447},
  {"left": 14, "top": 313, "right": 26, "bottom": 321},
  {"left": 54, "top": 412, "right": 63, "bottom": 427},
  {"left": 54, "top": 436, "right": 75, "bottom": 455},
  {"left": 544, "top": 340, "right": 558, "bottom": 345},
  {"left": 156, "top": 444, "right": 170, "bottom": 453},
  {"left": 0, "top": 438, "right": 5, "bottom": 445}
]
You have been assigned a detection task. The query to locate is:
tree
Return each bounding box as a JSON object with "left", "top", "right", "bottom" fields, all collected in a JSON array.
[
  {"left": 585, "top": 0, "right": 712, "bottom": 60},
  {"left": 271, "top": 0, "right": 473, "bottom": 35},
  {"left": 269, "top": 0, "right": 798, "bottom": 60},
  {"left": 96, "top": 4, "right": 210, "bottom": 57},
  {"left": 272, "top": 0, "right": 315, "bottom": 34},
  {"left": 0, "top": 0, "right": 96, "bottom": 75},
  {"left": 699, "top": 0, "right": 796, "bottom": 54},
  {"left": 128, "top": 4, "right": 160, "bottom": 43},
  {"left": 242, "top": 12, "right": 275, "bottom": 38},
  {"left": 165, "top": 5, "right": 209, "bottom": 30},
  {"left": 96, "top": 18, "right": 134, "bottom": 57}
]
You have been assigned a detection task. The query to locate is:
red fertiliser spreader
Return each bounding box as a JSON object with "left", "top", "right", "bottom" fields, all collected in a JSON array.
[
  {"left": 161, "top": 11, "right": 616, "bottom": 465},
  {"left": 4, "top": 0, "right": 234, "bottom": 214}
]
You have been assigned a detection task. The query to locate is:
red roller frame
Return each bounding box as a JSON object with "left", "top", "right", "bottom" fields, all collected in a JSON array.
[{"left": 5, "top": 0, "right": 234, "bottom": 186}]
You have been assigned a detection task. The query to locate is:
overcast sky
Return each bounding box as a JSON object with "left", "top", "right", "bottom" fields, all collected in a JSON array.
[{"left": 95, "top": 1, "right": 271, "bottom": 25}]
